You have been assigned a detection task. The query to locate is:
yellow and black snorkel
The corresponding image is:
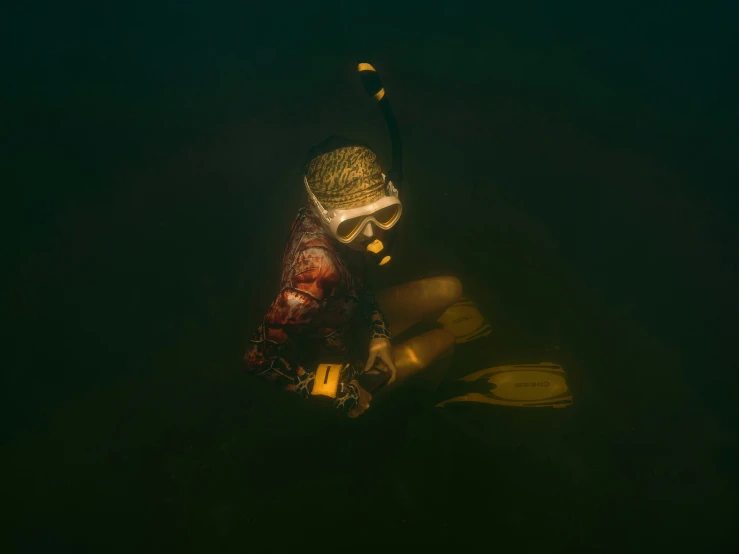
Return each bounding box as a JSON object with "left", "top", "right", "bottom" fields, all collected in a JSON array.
[{"left": 357, "top": 63, "right": 404, "bottom": 267}]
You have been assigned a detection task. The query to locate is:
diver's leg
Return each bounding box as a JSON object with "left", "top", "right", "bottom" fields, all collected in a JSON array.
[
  {"left": 390, "top": 328, "right": 456, "bottom": 384},
  {"left": 376, "top": 276, "right": 463, "bottom": 336}
]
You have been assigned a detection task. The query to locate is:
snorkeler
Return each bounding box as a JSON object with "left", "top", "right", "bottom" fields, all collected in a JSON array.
[{"left": 243, "top": 63, "right": 572, "bottom": 417}]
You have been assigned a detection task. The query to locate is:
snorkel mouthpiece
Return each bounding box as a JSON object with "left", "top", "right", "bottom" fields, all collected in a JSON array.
[
  {"left": 366, "top": 239, "right": 392, "bottom": 266},
  {"left": 366, "top": 239, "right": 384, "bottom": 254}
]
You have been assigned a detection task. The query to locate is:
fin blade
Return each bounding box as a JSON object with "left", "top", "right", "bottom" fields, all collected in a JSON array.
[{"left": 438, "top": 362, "right": 573, "bottom": 408}]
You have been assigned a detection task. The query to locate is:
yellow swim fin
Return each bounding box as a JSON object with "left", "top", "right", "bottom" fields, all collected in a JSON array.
[
  {"left": 436, "top": 362, "right": 573, "bottom": 408},
  {"left": 437, "top": 297, "right": 492, "bottom": 344}
]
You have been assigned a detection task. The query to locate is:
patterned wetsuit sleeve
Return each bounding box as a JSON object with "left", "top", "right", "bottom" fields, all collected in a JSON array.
[
  {"left": 362, "top": 287, "right": 391, "bottom": 340},
  {"left": 243, "top": 289, "right": 318, "bottom": 395},
  {"left": 244, "top": 247, "right": 361, "bottom": 413}
]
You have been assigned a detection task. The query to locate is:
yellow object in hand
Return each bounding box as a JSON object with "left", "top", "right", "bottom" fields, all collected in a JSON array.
[{"left": 312, "top": 363, "right": 342, "bottom": 398}]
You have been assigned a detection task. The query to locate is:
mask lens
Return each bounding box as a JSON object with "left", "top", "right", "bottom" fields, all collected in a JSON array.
[
  {"left": 336, "top": 217, "right": 364, "bottom": 239},
  {"left": 372, "top": 204, "right": 400, "bottom": 225}
]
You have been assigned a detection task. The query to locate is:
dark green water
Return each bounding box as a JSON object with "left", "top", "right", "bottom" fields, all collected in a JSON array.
[{"left": 4, "top": 2, "right": 737, "bottom": 551}]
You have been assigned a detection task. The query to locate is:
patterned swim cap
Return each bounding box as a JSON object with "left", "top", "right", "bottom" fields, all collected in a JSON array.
[{"left": 304, "top": 145, "right": 386, "bottom": 209}]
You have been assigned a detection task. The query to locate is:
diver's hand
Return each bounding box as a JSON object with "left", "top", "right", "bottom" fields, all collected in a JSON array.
[
  {"left": 347, "top": 380, "right": 372, "bottom": 419},
  {"left": 363, "top": 337, "right": 397, "bottom": 384}
]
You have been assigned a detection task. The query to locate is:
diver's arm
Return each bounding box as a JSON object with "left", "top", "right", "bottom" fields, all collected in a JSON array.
[
  {"left": 362, "top": 288, "right": 391, "bottom": 340},
  {"left": 244, "top": 283, "right": 362, "bottom": 413}
]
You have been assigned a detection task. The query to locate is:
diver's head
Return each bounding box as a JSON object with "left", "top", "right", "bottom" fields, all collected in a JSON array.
[{"left": 303, "top": 136, "right": 402, "bottom": 254}]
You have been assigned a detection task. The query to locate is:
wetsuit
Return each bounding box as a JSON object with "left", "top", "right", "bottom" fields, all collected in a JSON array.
[{"left": 244, "top": 208, "right": 391, "bottom": 413}]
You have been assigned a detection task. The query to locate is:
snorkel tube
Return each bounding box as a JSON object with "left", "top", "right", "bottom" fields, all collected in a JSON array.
[{"left": 357, "top": 63, "right": 404, "bottom": 267}]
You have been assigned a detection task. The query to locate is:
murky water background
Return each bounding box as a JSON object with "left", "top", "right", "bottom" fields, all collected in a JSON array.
[{"left": 4, "top": 3, "right": 737, "bottom": 551}]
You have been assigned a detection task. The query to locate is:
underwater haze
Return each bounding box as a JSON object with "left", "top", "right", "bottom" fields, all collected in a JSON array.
[{"left": 4, "top": 1, "right": 738, "bottom": 552}]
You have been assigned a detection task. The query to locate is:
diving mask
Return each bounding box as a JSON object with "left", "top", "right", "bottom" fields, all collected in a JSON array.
[{"left": 304, "top": 174, "right": 402, "bottom": 244}]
